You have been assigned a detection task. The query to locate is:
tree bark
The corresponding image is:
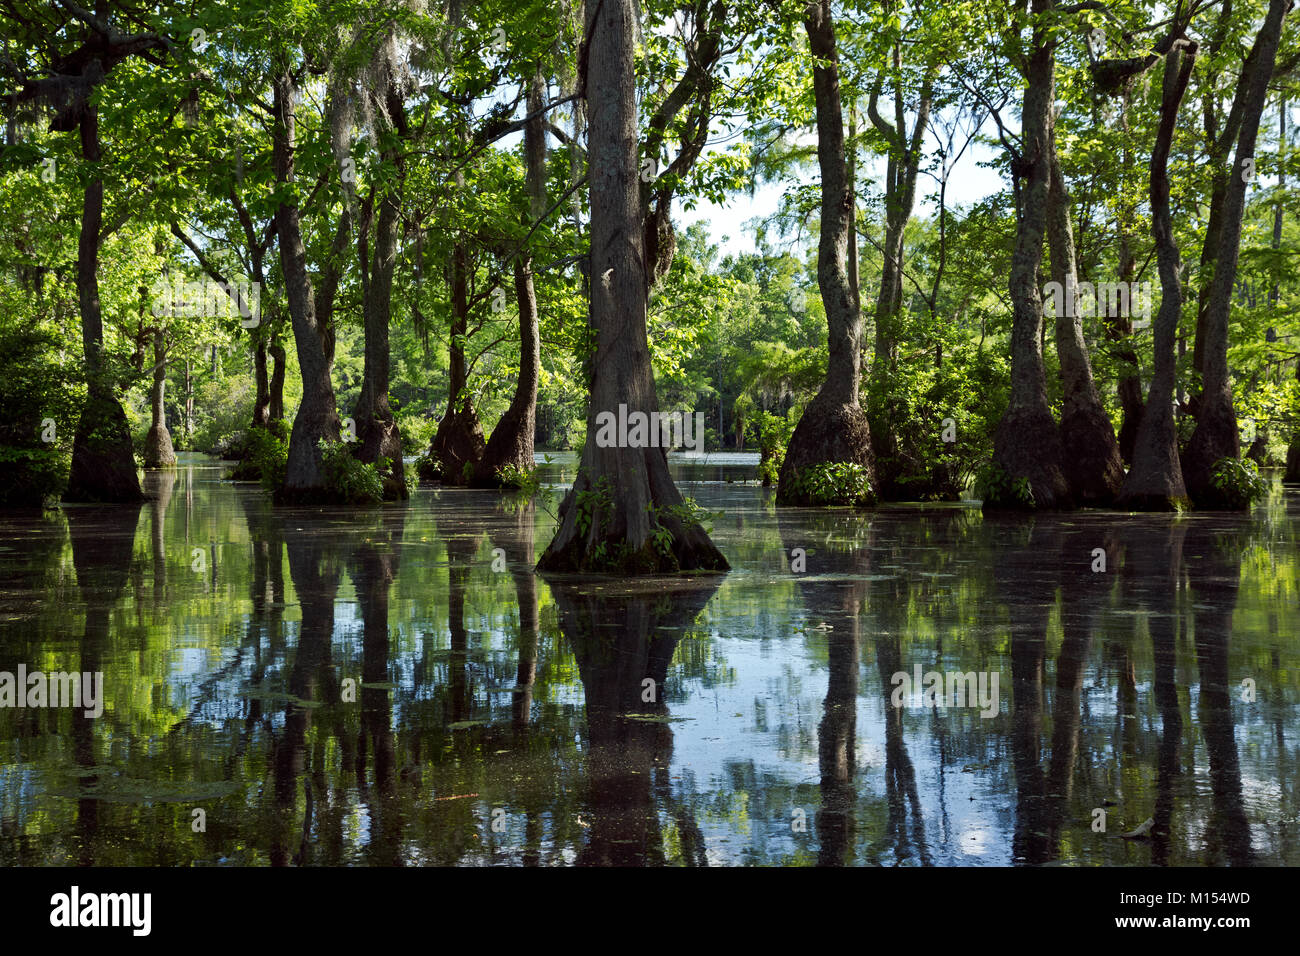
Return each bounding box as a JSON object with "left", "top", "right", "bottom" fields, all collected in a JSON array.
[
  {"left": 269, "top": 336, "right": 286, "bottom": 424},
  {"left": 184, "top": 358, "right": 194, "bottom": 438},
  {"left": 1191, "top": 0, "right": 1252, "bottom": 401},
  {"left": 272, "top": 67, "right": 342, "bottom": 500},
  {"left": 1117, "top": 44, "right": 1197, "bottom": 510},
  {"left": 429, "top": 6, "right": 486, "bottom": 484},
  {"left": 1046, "top": 150, "right": 1123, "bottom": 504},
  {"left": 250, "top": 247, "right": 273, "bottom": 431},
  {"left": 477, "top": 69, "right": 547, "bottom": 487},
  {"left": 65, "top": 102, "right": 143, "bottom": 503},
  {"left": 143, "top": 328, "right": 176, "bottom": 468},
  {"left": 1287, "top": 105, "right": 1300, "bottom": 483},
  {"left": 1286, "top": 352, "right": 1300, "bottom": 483},
  {"left": 429, "top": 238, "right": 487, "bottom": 482},
  {"left": 352, "top": 80, "right": 408, "bottom": 500},
  {"left": 537, "top": 0, "right": 727, "bottom": 573},
  {"left": 1183, "top": 0, "right": 1289, "bottom": 507},
  {"left": 988, "top": 0, "right": 1070, "bottom": 511},
  {"left": 1107, "top": 102, "right": 1145, "bottom": 466},
  {"left": 775, "top": 0, "right": 875, "bottom": 505},
  {"left": 866, "top": 69, "right": 932, "bottom": 499},
  {"left": 253, "top": 335, "right": 271, "bottom": 429}
]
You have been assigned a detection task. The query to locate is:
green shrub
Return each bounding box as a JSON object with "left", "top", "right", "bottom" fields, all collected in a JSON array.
[
  {"left": 497, "top": 461, "right": 541, "bottom": 494},
  {"left": 0, "top": 444, "right": 67, "bottom": 507},
  {"left": 236, "top": 426, "right": 288, "bottom": 490},
  {"left": 414, "top": 452, "right": 439, "bottom": 481},
  {"left": 748, "top": 411, "right": 793, "bottom": 486},
  {"left": 647, "top": 497, "right": 722, "bottom": 556},
  {"left": 573, "top": 475, "right": 614, "bottom": 538},
  {"left": 975, "top": 460, "right": 1034, "bottom": 509},
  {"left": 191, "top": 376, "right": 254, "bottom": 456},
  {"left": 395, "top": 406, "right": 435, "bottom": 456},
  {"left": 785, "top": 462, "right": 875, "bottom": 506},
  {"left": 316, "top": 440, "right": 384, "bottom": 504},
  {"left": 0, "top": 325, "right": 80, "bottom": 506},
  {"left": 1210, "top": 456, "right": 1267, "bottom": 509}
]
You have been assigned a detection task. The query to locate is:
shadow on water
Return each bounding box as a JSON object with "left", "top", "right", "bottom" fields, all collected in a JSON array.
[{"left": 0, "top": 455, "right": 1295, "bottom": 866}]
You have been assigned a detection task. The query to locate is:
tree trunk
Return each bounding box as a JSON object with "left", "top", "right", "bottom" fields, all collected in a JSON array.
[
  {"left": 250, "top": 249, "right": 273, "bottom": 431},
  {"left": 144, "top": 328, "right": 176, "bottom": 468},
  {"left": 866, "top": 71, "right": 932, "bottom": 500},
  {"left": 1273, "top": 99, "right": 1286, "bottom": 309},
  {"left": 252, "top": 335, "right": 271, "bottom": 429},
  {"left": 352, "top": 81, "right": 408, "bottom": 500},
  {"left": 272, "top": 67, "right": 342, "bottom": 500},
  {"left": 1117, "top": 44, "right": 1197, "bottom": 510},
  {"left": 1046, "top": 150, "right": 1123, "bottom": 504},
  {"left": 65, "top": 103, "right": 143, "bottom": 503},
  {"left": 184, "top": 358, "right": 194, "bottom": 438},
  {"left": 269, "top": 336, "right": 286, "bottom": 424},
  {"left": 477, "top": 69, "right": 546, "bottom": 487},
  {"left": 987, "top": 2, "right": 1070, "bottom": 511},
  {"left": 775, "top": 0, "right": 874, "bottom": 506},
  {"left": 429, "top": 9, "right": 486, "bottom": 485},
  {"left": 1286, "top": 105, "right": 1300, "bottom": 484},
  {"left": 1286, "top": 353, "right": 1300, "bottom": 483},
  {"left": 1183, "top": 0, "right": 1289, "bottom": 507},
  {"left": 1190, "top": 4, "right": 1259, "bottom": 412},
  {"left": 536, "top": 0, "right": 727, "bottom": 573},
  {"left": 1108, "top": 103, "right": 1144, "bottom": 465},
  {"left": 429, "top": 239, "right": 486, "bottom": 483}
]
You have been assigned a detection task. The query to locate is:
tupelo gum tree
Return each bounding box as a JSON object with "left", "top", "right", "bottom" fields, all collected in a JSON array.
[
  {"left": 272, "top": 59, "right": 342, "bottom": 500},
  {"left": 775, "top": 0, "right": 875, "bottom": 506},
  {"left": 986, "top": 0, "right": 1070, "bottom": 511},
  {"left": 7, "top": 2, "right": 178, "bottom": 502},
  {"left": 536, "top": 0, "right": 726, "bottom": 574},
  {"left": 476, "top": 68, "right": 548, "bottom": 487},
  {"left": 1182, "top": 0, "right": 1291, "bottom": 507},
  {"left": 1117, "top": 40, "right": 1197, "bottom": 511}
]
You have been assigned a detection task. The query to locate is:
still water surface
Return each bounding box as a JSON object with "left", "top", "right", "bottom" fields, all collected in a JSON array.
[{"left": 0, "top": 452, "right": 1296, "bottom": 865}]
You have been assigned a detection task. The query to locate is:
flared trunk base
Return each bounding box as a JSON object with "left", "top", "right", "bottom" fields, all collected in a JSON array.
[
  {"left": 987, "top": 403, "right": 1071, "bottom": 511},
  {"left": 143, "top": 423, "right": 176, "bottom": 469},
  {"left": 428, "top": 404, "right": 486, "bottom": 486},
  {"left": 775, "top": 398, "right": 875, "bottom": 506},
  {"left": 64, "top": 392, "right": 144, "bottom": 503}
]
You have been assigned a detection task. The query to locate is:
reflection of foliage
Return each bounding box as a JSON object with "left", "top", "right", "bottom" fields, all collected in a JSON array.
[{"left": 1210, "top": 457, "right": 1267, "bottom": 509}]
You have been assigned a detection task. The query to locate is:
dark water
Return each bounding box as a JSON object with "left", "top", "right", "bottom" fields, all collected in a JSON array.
[{"left": 0, "top": 452, "right": 1297, "bottom": 866}]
